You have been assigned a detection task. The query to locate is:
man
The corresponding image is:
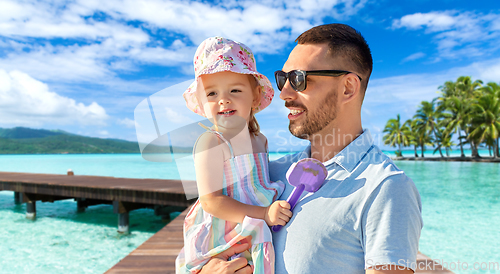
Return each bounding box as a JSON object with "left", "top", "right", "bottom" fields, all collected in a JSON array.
[{"left": 200, "top": 23, "right": 423, "bottom": 274}]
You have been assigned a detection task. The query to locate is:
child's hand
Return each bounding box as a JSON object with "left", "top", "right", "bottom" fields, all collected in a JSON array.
[{"left": 264, "top": 200, "right": 292, "bottom": 226}]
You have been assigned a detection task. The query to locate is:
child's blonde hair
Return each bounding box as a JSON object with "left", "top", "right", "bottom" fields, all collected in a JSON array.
[{"left": 248, "top": 74, "right": 261, "bottom": 136}]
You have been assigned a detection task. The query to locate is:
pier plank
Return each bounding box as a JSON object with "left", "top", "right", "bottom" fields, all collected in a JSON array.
[{"left": 106, "top": 207, "right": 189, "bottom": 274}]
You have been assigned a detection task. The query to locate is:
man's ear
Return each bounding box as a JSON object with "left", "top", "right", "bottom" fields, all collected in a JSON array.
[{"left": 342, "top": 74, "right": 360, "bottom": 103}]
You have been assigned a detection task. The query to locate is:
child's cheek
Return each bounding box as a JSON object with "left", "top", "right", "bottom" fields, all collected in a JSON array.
[{"left": 202, "top": 102, "right": 214, "bottom": 118}]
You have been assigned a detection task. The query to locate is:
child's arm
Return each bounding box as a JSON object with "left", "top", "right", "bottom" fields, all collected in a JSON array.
[
  {"left": 253, "top": 133, "right": 292, "bottom": 226},
  {"left": 194, "top": 133, "right": 291, "bottom": 226},
  {"left": 201, "top": 191, "right": 291, "bottom": 226}
]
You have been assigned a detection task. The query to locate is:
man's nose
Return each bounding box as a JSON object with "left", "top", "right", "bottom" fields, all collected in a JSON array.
[{"left": 279, "top": 80, "right": 298, "bottom": 101}]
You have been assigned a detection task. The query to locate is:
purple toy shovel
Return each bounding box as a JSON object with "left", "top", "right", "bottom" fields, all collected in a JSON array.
[{"left": 272, "top": 158, "right": 327, "bottom": 232}]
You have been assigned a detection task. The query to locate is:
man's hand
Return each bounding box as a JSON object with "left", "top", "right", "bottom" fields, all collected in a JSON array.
[
  {"left": 199, "top": 243, "right": 252, "bottom": 274},
  {"left": 264, "top": 200, "right": 292, "bottom": 226}
]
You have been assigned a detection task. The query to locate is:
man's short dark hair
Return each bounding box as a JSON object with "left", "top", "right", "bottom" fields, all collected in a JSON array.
[{"left": 296, "top": 23, "right": 373, "bottom": 93}]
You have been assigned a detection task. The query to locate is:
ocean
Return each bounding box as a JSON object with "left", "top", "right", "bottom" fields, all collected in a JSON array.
[{"left": 0, "top": 153, "right": 499, "bottom": 273}]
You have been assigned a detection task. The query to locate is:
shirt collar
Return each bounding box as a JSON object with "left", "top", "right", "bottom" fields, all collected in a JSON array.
[{"left": 301, "top": 129, "right": 374, "bottom": 173}]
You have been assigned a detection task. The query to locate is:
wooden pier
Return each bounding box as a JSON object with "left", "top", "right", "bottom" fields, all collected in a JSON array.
[
  {"left": 106, "top": 207, "right": 190, "bottom": 273},
  {"left": 0, "top": 171, "right": 196, "bottom": 233}
]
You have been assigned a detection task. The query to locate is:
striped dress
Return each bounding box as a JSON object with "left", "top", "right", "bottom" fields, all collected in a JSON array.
[{"left": 175, "top": 130, "right": 285, "bottom": 274}]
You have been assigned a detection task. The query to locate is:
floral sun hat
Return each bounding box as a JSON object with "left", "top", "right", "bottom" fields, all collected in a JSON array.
[{"left": 183, "top": 36, "right": 274, "bottom": 116}]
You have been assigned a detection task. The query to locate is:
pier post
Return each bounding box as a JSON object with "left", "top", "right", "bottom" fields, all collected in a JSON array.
[
  {"left": 154, "top": 205, "right": 187, "bottom": 221},
  {"left": 14, "top": 192, "right": 23, "bottom": 204},
  {"left": 76, "top": 198, "right": 86, "bottom": 213},
  {"left": 26, "top": 201, "right": 36, "bottom": 220},
  {"left": 118, "top": 212, "right": 129, "bottom": 234},
  {"left": 113, "top": 201, "right": 130, "bottom": 234}
]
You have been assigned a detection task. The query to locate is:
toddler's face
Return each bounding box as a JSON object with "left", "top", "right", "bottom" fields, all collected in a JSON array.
[{"left": 197, "top": 71, "right": 259, "bottom": 130}]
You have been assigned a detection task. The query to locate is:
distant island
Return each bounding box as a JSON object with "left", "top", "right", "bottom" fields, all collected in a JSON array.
[{"left": 0, "top": 127, "right": 141, "bottom": 154}]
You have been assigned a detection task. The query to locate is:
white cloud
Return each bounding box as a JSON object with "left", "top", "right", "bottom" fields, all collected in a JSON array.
[
  {"left": 0, "top": 0, "right": 371, "bottom": 142},
  {"left": 0, "top": 44, "right": 113, "bottom": 83},
  {"left": 393, "top": 12, "right": 456, "bottom": 32},
  {"left": 468, "top": 58, "right": 500, "bottom": 84},
  {"left": 0, "top": 38, "right": 196, "bottom": 84},
  {"left": 165, "top": 107, "right": 195, "bottom": 124},
  {"left": 402, "top": 52, "right": 426, "bottom": 63},
  {"left": 0, "top": 69, "right": 108, "bottom": 126},
  {"left": 392, "top": 10, "right": 500, "bottom": 60},
  {"left": 117, "top": 118, "right": 136, "bottom": 128},
  {"left": 0, "top": 0, "right": 369, "bottom": 84}
]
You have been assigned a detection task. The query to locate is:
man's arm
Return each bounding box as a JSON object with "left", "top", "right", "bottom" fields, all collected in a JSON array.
[
  {"left": 362, "top": 173, "right": 423, "bottom": 273},
  {"left": 199, "top": 243, "right": 252, "bottom": 274}
]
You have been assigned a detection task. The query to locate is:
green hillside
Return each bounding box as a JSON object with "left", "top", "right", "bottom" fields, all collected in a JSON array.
[
  {"left": 0, "top": 127, "right": 69, "bottom": 139},
  {"left": 0, "top": 127, "right": 140, "bottom": 154}
]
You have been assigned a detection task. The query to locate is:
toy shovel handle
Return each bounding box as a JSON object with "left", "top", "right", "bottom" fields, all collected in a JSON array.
[{"left": 272, "top": 184, "right": 305, "bottom": 232}]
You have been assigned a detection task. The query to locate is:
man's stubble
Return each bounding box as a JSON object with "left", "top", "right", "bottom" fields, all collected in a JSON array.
[{"left": 288, "top": 88, "right": 338, "bottom": 139}]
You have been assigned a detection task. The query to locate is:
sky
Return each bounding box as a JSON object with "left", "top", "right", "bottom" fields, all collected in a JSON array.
[{"left": 1, "top": 0, "right": 500, "bottom": 152}]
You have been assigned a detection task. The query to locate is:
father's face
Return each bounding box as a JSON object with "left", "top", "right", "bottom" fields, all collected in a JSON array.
[{"left": 279, "top": 43, "right": 340, "bottom": 139}]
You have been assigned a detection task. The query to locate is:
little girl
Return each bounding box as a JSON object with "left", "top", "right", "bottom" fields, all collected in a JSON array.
[{"left": 175, "top": 37, "right": 292, "bottom": 274}]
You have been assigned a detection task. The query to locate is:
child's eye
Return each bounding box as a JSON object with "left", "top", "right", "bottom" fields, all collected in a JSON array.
[
  {"left": 207, "top": 91, "right": 216, "bottom": 96},
  {"left": 231, "top": 89, "right": 241, "bottom": 93}
]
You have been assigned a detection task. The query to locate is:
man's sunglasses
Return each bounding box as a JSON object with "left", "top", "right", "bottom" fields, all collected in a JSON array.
[{"left": 274, "top": 70, "right": 362, "bottom": 92}]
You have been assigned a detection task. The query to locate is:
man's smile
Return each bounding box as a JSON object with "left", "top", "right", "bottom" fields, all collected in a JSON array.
[{"left": 288, "top": 108, "right": 305, "bottom": 120}]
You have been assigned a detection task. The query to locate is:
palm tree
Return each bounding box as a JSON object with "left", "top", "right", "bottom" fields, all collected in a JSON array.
[
  {"left": 438, "top": 76, "right": 483, "bottom": 158},
  {"left": 383, "top": 114, "right": 411, "bottom": 157},
  {"left": 433, "top": 129, "right": 455, "bottom": 157},
  {"left": 414, "top": 100, "right": 442, "bottom": 156},
  {"left": 440, "top": 96, "right": 468, "bottom": 157},
  {"left": 456, "top": 76, "right": 483, "bottom": 99},
  {"left": 407, "top": 119, "right": 420, "bottom": 157},
  {"left": 414, "top": 126, "right": 434, "bottom": 157},
  {"left": 438, "top": 80, "right": 458, "bottom": 96},
  {"left": 437, "top": 80, "right": 460, "bottom": 108},
  {"left": 468, "top": 93, "right": 500, "bottom": 158},
  {"left": 480, "top": 82, "right": 500, "bottom": 157},
  {"left": 454, "top": 76, "right": 483, "bottom": 158},
  {"left": 383, "top": 76, "right": 497, "bottom": 160},
  {"left": 441, "top": 134, "right": 455, "bottom": 157}
]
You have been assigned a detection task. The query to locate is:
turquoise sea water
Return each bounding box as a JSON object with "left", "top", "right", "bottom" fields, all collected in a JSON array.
[
  {"left": 0, "top": 153, "right": 499, "bottom": 273},
  {"left": 396, "top": 160, "right": 500, "bottom": 273}
]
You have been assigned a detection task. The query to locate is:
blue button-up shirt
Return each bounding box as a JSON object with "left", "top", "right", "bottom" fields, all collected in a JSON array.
[{"left": 269, "top": 129, "right": 423, "bottom": 274}]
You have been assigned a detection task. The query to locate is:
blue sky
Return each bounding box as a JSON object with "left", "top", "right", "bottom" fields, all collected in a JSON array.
[{"left": 1, "top": 0, "right": 500, "bottom": 152}]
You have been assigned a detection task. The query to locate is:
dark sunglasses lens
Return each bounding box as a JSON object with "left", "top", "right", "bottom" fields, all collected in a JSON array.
[
  {"left": 290, "top": 71, "right": 306, "bottom": 92},
  {"left": 275, "top": 71, "right": 287, "bottom": 91}
]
